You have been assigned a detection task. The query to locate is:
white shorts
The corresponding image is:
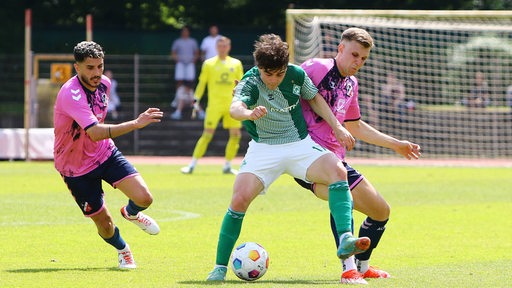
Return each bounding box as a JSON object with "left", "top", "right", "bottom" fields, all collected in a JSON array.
[
  {"left": 239, "top": 135, "right": 333, "bottom": 192},
  {"left": 174, "top": 62, "right": 195, "bottom": 81}
]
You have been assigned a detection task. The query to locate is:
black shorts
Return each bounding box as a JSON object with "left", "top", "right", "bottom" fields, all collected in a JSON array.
[
  {"left": 63, "top": 149, "right": 138, "bottom": 216},
  {"left": 294, "top": 161, "right": 364, "bottom": 193}
]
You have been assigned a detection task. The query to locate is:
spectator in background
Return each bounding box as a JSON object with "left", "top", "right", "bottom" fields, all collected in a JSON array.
[
  {"left": 380, "top": 72, "right": 406, "bottom": 119},
  {"left": 171, "top": 26, "right": 199, "bottom": 120},
  {"left": 104, "top": 70, "right": 121, "bottom": 120},
  {"left": 463, "top": 71, "right": 490, "bottom": 108},
  {"left": 200, "top": 24, "right": 221, "bottom": 61},
  {"left": 180, "top": 36, "right": 244, "bottom": 175}
]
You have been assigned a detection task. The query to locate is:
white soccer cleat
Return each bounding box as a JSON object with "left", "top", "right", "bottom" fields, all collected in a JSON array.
[
  {"left": 120, "top": 206, "right": 160, "bottom": 235},
  {"left": 118, "top": 245, "right": 136, "bottom": 269},
  {"left": 180, "top": 166, "right": 194, "bottom": 174},
  {"left": 222, "top": 167, "right": 238, "bottom": 175}
]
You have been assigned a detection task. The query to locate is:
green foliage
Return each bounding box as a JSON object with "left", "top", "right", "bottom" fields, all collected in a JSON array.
[
  {"left": 445, "top": 34, "right": 512, "bottom": 105},
  {"left": 0, "top": 161, "right": 511, "bottom": 287}
]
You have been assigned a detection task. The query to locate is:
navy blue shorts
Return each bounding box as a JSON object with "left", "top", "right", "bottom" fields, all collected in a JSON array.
[
  {"left": 294, "top": 161, "right": 364, "bottom": 192},
  {"left": 63, "top": 149, "right": 138, "bottom": 216}
]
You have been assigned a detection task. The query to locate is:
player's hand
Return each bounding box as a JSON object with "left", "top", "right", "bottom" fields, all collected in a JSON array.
[
  {"left": 248, "top": 106, "right": 267, "bottom": 120},
  {"left": 191, "top": 99, "right": 201, "bottom": 119},
  {"left": 134, "top": 108, "right": 163, "bottom": 128},
  {"left": 394, "top": 140, "right": 421, "bottom": 160},
  {"left": 333, "top": 125, "right": 355, "bottom": 151}
]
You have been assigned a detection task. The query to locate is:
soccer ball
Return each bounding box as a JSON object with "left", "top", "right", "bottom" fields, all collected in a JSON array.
[{"left": 230, "top": 242, "right": 269, "bottom": 281}]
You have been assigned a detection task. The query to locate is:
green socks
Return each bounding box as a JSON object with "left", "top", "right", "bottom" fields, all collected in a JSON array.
[
  {"left": 216, "top": 208, "right": 245, "bottom": 265},
  {"left": 328, "top": 180, "right": 353, "bottom": 237}
]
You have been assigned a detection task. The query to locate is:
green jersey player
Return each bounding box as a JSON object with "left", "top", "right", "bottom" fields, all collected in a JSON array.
[{"left": 206, "top": 34, "right": 370, "bottom": 282}]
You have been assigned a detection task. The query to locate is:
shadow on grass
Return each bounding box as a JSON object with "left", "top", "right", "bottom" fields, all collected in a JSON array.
[
  {"left": 5, "top": 267, "right": 129, "bottom": 273},
  {"left": 179, "top": 279, "right": 338, "bottom": 285}
]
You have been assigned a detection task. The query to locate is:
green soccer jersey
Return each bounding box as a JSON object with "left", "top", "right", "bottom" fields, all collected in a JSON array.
[{"left": 233, "top": 64, "right": 318, "bottom": 144}]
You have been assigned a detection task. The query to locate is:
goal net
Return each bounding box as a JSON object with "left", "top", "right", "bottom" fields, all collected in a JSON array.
[{"left": 286, "top": 9, "right": 512, "bottom": 159}]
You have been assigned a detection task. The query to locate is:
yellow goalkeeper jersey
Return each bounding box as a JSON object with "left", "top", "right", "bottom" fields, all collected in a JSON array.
[{"left": 194, "top": 56, "right": 244, "bottom": 108}]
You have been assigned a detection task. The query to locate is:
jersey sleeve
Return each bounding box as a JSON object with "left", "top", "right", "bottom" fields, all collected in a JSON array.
[
  {"left": 59, "top": 86, "right": 99, "bottom": 130},
  {"left": 300, "top": 70, "right": 318, "bottom": 101},
  {"left": 194, "top": 60, "right": 210, "bottom": 100},
  {"left": 233, "top": 76, "right": 258, "bottom": 107}
]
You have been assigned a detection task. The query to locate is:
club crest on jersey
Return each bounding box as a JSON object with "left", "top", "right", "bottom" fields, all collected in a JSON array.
[
  {"left": 345, "top": 81, "right": 354, "bottom": 97},
  {"left": 293, "top": 84, "right": 300, "bottom": 96},
  {"left": 101, "top": 92, "right": 108, "bottom": 106}
]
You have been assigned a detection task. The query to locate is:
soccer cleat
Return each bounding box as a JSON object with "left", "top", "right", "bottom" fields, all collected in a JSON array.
[
  {"left": 222, "top": 167, "right": 238, "bottom": 175},
  {"left": 361, "top": 266, "right": 391, "bottom": 279},
  {"left": 120, "top": 206, "right": 160, "bottom": 235},
  {"left": 118, "top": 245, "right": 136, "bottom": 269},
  {"left": 206, "top": 266, "right": 227, "bottom": 281},
  {"left": 180, "top": 166, "right": 194, "bottom": 174},
  {"left": 341, "top": 269, "right": 368, "bottom": 285},
  {"left": 337, "top": 234, "right": 371, "bottom": 260}
]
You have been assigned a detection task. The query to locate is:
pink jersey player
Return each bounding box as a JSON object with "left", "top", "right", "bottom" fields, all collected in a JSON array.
[
  {"left": 53, "top": 74, "right": 115, "bottom": 177},
  {"left": 300, "top": 58, "right": 361, "bottom": 160}
]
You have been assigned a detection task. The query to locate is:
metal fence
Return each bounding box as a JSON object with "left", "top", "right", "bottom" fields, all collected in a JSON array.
[{"left": 1, "top": 54, "right": 512, "bottom": 158}]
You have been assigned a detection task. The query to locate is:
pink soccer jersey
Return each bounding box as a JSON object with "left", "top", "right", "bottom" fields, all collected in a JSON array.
[
  {"left": 300, "top": 58, "right": 361, "bottom": 160},
  {"left": 53, "top": 75, "right": 116, "bottom": 177}
]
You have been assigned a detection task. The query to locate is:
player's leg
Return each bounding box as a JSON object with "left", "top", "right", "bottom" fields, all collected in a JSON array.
[
  {"left": 64, "top": 171, "right": 134, "bottom": 268},
  {"left": 207, "top": 173, "right": 264, "bottom": 281},
  {"left": 208, "top": 140, "right": 281, "bottom": 281},
  {"left": 351, "top": 178, "right": 391, "bottom": 278},
  {"left": 181, "top": 108, "right": 221, "bottom": 174},
  {"left": 104, "top": 150, "right": 160, "bottom": 235},
  {"left": 90, "top": 208, "right": 136, "bottom": 269},
  {"left": 293, "top": 177, "right": 365, "bottom": 282},
  {"left": 306, "top": 154, "right": 369, "bottom": 259},
  {"left": 171, "top": 63, "right": 185, "bottom": 119},
  {"left": 309, "top": 167, "right": 391, "bottom": 279},
  {"left": 222, "top": 111, "right": 242, "bottom": 174}
]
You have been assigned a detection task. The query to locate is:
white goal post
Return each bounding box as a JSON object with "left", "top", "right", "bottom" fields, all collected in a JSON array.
[{"left": 286, "top": 9, "right": 512, "bottom": 158}]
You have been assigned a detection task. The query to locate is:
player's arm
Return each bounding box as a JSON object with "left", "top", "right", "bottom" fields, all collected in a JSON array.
[
  {"left": 194, "top": 62, "right": 209, "bottom": 102},
  {"left": 86, "top": 108, "right": 163, "bottom": 141},
  {"left": 307, "top": 93, "right": 355, "bottom": 151},
  {"left": 345, "top": 119, "right": 421, "bottom": 159},
  {"left": 230, "top": 100, "right": 267, "bottom": 121}
]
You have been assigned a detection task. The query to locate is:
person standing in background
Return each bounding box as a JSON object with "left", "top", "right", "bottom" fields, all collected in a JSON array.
[
  {"left": 104, "top": 70, "right": 121, "bottom": 120},
  {"left": 200, "top": 24, "right": 222, "bottom": 61},
  {"left": 171, "top": 26, "right": 199, "bottom": 120},
  {"left": 463, "top": 71, "right": 490, "bottom": 108},
  {"left": 181, "top": 36, "right": 244, "bottom": 175}
]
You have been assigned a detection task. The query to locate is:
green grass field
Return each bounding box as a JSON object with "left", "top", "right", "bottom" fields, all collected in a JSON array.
[{"left": 1, "top": 161, "right": 511, "bottom": 287}]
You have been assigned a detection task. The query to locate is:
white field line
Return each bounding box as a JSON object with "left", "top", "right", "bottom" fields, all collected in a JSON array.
[{"left": 0, "top": 209, "right": 200, "bottom": 227}]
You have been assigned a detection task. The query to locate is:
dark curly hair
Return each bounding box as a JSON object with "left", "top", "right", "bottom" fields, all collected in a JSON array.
[
  {"left": 73, "top": 41, "right": 105, "bottom": 63},
  {"left": 253, "top": 34, "right": 289, "bottom": 71}
]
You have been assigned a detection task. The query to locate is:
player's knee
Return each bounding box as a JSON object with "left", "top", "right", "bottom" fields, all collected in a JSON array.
[
  {"left": 327, "top": 163, "right": 348, "bottom": 183},
  {"left": 138, "top": 193, "right": 154, "bottom": 208},
  {"left": 372, "top": 201, "right": 391, "bottom": 221},
  {"left": 201, "top": 131, "right": 214, "bottom": 140},
  {"left": 230, "top": 191, "right": 254, "bottom": 212}
]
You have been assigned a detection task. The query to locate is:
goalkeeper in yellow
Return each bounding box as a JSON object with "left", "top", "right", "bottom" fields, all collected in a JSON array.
[{"left": 181, "top": 36, "right": 244, "bottom": 174}]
